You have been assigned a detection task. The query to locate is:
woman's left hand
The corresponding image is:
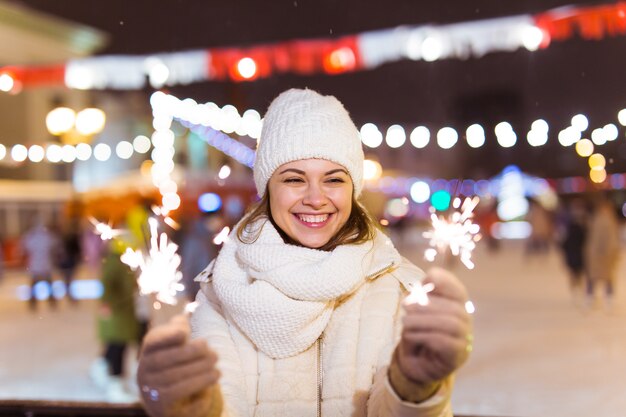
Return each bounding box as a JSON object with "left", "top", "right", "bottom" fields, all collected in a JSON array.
[{"left": 396, "top": 267, "right": 473, "bottom": 384}]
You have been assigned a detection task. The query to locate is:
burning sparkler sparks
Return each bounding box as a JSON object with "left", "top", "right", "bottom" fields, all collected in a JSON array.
[
  {"left": 405, "top": 282, "right": 435, "bottom": 306},
  {"left": 405, "top": 195, "right": 481, "bottom": 313},
  {"left": 89, "top": 217, "right": 124, "bottom": 241},
  {"left": 422, "top": 196, "right": 482, "bottom": 270},
  {"left": 212, "top": 226, "right": 230, "bottom": 245},
  {"left": 120, "top": 217, "right": 184, "bottom": 305}
]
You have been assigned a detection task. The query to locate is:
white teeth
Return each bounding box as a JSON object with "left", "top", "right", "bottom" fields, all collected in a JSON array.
[{"left": 297, "top": 214, "right": 329, "bottom": 223}]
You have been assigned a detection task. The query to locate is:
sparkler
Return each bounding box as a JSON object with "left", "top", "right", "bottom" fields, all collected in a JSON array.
[
  {"left": 120, "top": 217, "right": 184, "bottom": 305},
  {"left": 406, "top": 195, "right": 481, "bottom": 313},
  {"left": 212, "top": 226, "right": 230, "bottom": 245},
  {"left": 405, "top": 282, "right": 435, "bottom": 306},
  {"left": 89, "top": 217, "right": 123, "bottom": 241},
  {"left": 92, "top": 210, "right": 230, "bottom": 310},
  {"left": 422, "top": 196, "right": 482, "bottom": 270}
]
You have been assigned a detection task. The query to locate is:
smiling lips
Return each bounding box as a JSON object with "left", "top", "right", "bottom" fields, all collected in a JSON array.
[{"left": 295, "top": 213, "right": 332, "bottom": 228}]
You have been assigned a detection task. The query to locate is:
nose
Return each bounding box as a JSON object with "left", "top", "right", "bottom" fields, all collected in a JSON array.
[{"left": 302, "top": 182, "right": 328, "bottom": 209}]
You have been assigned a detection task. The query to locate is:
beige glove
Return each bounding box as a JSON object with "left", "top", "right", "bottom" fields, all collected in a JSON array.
[{"left": 137, "top": 315, "right": 222, "bottom": 417}]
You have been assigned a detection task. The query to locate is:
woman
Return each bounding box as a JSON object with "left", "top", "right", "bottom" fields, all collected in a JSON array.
[
  {"left": 584, "top": 195, "right": 620, "bottom": 310},
  {"left": 137, "top": 89, "right": 472, "bottom": 417}
]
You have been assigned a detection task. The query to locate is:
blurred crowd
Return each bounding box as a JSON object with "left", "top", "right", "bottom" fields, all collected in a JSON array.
[
  {"left": 525, "top": 192, "right": 622, "bottom": 312},
  {"left": 0, "top": 190, "right": 623, "bottom": 402},
  {"left": 0, "top": 199, "right": 229, "bottom": 402}
]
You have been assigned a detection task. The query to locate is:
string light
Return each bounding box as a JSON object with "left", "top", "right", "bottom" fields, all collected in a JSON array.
[
  {"left": 466, "top": 124, "right": 485, "bottom": 148},
  {"left": 3, "top": 94, "right": 626, "bottom": 168},
  {"left": 236, "top": 57, "right": 257, "bottom": 79},
  {"left": 4, "top": 2, "right": 625, "bottom": 89}
]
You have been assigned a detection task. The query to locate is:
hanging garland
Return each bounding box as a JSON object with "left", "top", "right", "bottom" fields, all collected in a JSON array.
[{"left": 0, "top": 2, "right": 625, "bottom": 92}]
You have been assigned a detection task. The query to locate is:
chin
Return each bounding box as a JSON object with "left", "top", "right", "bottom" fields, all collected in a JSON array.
[
  {"left": 298, "top": 239, "right": 329, "bottom": 249},
  {"left": 292, "top": 233, "right": 333, "bottom": 249}
]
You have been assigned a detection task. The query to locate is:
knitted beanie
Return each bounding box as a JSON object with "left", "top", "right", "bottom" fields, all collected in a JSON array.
[{"left": 253, "top": 88, "right": 364, "bottom": 197}]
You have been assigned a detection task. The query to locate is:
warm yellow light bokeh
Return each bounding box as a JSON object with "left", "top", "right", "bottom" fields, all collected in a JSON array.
[
  {"left": 363, "top": 159, "right": 383, "bottom": 181},
  {"left": 140, "top": 159, "right": 154, "bottom": 177},
  {"left": 588, "top": 153, "right": 606, "bottom": 170},
  {"left": 45, "top": 107, "right": 76, "bottom": 135},
  {"left": 589, "top": 169, "right": 607, "bottom": 183},
  {"left": 575, "top": 138, "right": 594, "bottom": 157}
]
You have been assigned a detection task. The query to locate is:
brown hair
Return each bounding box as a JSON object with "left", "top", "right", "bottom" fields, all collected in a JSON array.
[{"left": 236, "top": 191, "right": 378, "bottom": 251}]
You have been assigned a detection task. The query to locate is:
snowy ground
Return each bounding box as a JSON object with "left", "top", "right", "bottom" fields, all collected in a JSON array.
[{"left": 1, "top": 238, "right": 625, "bottom": 417}]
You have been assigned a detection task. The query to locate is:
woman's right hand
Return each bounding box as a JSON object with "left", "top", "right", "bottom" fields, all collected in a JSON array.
[{"left": 137, "top": 315, "right": 221, "bottom": 417}]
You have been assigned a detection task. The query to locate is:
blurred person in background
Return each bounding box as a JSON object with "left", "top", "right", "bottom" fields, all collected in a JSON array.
[
  {"left": 91, "top": 238, "right": 140, "bottom": 403},
  {"left": 557, "top": 198, "right": 588, "bottom": 306},
  {"left": 136, "top": 89, "right": 472, "bottom": 417},
  {"left": 525, "top": 198, "right": 553, "bottom": 256},
  {"left": 82, "top": 221, "right": 106, "bottom": 274},
  {"left": 584, "top": 195, "right": 621, "bottom": 312},
  {"left": 21, "top": 217, "right": 60, "bottom": 311},
  {"left": 179, "top": 211, "right": 225, "bottom": 302},
  {"left": 57, "top": 217, "right": 83, "bottom": 303},
  {"left": 474, "top": 199, "right": 500, "bottom": 252}
]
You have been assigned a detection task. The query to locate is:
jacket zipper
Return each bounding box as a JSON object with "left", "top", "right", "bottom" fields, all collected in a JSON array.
[
  {"left": 317, "top": 334, "right": 324, "bottom": 417},
  {"left": 315, "top": 261, "right": 394, "bottom": 416},
  {"left": 365, "top": 261, "right": 395, "bottom": 280}
]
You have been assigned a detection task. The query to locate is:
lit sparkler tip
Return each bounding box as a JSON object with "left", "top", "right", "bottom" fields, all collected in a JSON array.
[
  {"left": 89, "top": 217, "right": 123, "bottom": 241},
  {"left": 184, "top": 301, "right": 199, "bottom": 316},
  {"left": 405, "top": 282, "right": 435, "bottom": 306},
  {"left": 163, "top": 216, "right": 180, "bottom": 230},
  {"left": 213, "top": 226, "right": 231, "bottom": 245},
  {"left": 424, "top": 248, "right": 437, "bottom": 262}
]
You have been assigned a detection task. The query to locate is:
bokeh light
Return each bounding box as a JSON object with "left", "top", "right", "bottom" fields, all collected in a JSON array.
[
  {"left": 198, "top": 192, "right": 222, "bottom": 213},
  {"left": 75, "top": 108, "right": 106, "bottom": 135},
  {"left": 590, "top": 169, "right": 607, "bottom": 183},
  {"left": 363, "top": 159, "right": 383, "bottom": 181},
  {"left": 410, "top": 180, "right": 431, "bottom": 203},
  {"left": 133, "top": 135, "right": 152, "bottom": 153},
  {"left": 431, "top": 189, "right": 451, "bottom": 211},
  {"left": 437, "top": 127, "right": 458, "bottom": 149},
  {"left": 385, "top": 125, "right": 406, "bottom": 148},
  {"left": 575, "top": 138, "right": 594, "bottom": 157},
  {"left": 466, "top": 124, "right": 485, "bottom": 148},
  {"left": 588, "top": 153, "right": 606, "bottom": 170},
  {"left": 46, "top": 107, "right": 76, "bottom": 135},
  {"left": 386, "top": 198, "right": 410, "bottom": 217},
  {"left": 28, "top": 145, "right": 45, "bottom": 163},
  {"left": 360, "top": 123, "right": 383, "bottom": 148},
  {"left": 237, "top": 57, "right": 257, "bottom": 79},
  {"left": 571, "top": 114, "right": 589, "bottom": 131},
  {"left": 11, "top": 144, "right": 27, "bottom": 162},
  {"left": 410, "top": 126, "right": 430, "bottom": 148}
]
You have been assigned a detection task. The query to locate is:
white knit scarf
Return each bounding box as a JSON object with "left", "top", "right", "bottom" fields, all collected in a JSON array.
[{"left": 211, "top": 218, "right": 401, "bottom": 359}]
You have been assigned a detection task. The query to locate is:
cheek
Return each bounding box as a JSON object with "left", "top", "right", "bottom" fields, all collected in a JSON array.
[
  {"left": 330, "top": 189, "right": 353, "bottom": 211},
  {"left": 269, "top": 190, "right": 293, "bottom": 221}
]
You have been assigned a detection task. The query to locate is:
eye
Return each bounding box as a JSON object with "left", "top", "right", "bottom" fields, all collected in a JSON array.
[
  {"left": 284, "top": 177, "right": 305, "bottom": 183},
  {"left": 326, "top": 177, "right": 346, "bottom": 183}
]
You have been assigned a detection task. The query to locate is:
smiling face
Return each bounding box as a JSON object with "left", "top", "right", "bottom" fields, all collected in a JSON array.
[{"left": 268, "top": 158, "right": 353, "bottom": 249}]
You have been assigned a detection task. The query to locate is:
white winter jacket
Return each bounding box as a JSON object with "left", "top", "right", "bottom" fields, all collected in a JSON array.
[{"left": 190, "top": 255, "right": 453, "bottom": 417}]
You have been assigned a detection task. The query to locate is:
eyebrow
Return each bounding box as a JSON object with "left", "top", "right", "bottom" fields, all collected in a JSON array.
[{"left": 278, "top": 168, "right": 349, "bottom": 176}]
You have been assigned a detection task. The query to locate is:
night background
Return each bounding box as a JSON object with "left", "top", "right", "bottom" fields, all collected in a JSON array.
[{"left": 10, "top": 0, "right": 626, "bottom": 180}]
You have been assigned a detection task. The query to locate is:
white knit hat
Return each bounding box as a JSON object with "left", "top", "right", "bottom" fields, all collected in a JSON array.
[{"left": 253, "top": 88, "right": 364, "bottom": 197}]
